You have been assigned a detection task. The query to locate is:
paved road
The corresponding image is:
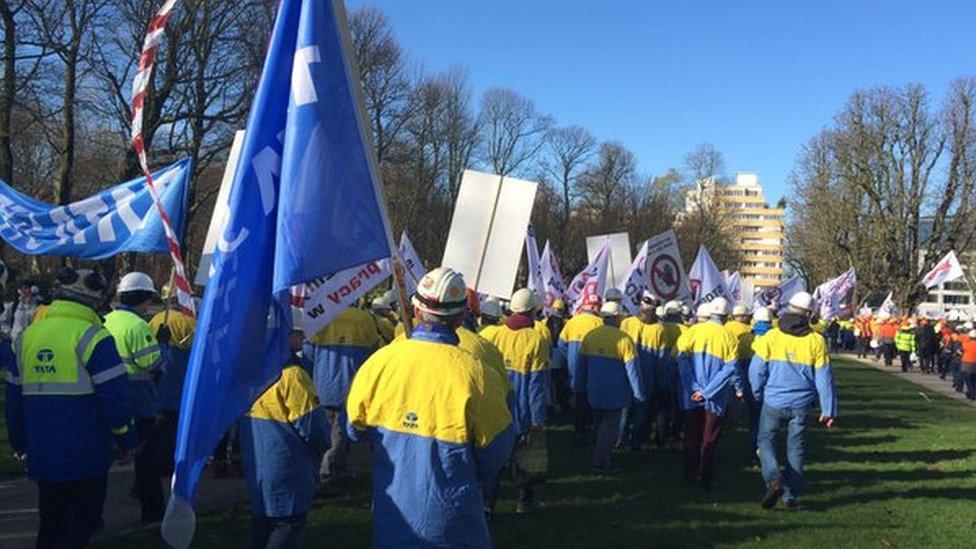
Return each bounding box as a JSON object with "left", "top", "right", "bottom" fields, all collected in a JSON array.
[
  {"left": 837, "top": 352, "right": 976, "bottom": 408},
  {"left": 0, "top": 465, "right": 248, "bottom": 549}
]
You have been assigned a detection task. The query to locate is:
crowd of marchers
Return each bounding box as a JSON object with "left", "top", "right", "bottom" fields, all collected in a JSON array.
[{"left": 2, "top": 265, "right": 839, "bottom": 549}]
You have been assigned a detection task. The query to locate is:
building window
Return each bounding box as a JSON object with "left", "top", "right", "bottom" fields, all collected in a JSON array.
[
  {"left": 943, "top": 281, "right": 968, "bottom": 291},
  {"left": 944, "top": 295, "right": 970, "bottom": 305}
]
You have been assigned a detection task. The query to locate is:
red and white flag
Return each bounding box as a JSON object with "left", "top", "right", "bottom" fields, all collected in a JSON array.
[{"left": 920, "top": 250, "right": 965, "bottom": 290}]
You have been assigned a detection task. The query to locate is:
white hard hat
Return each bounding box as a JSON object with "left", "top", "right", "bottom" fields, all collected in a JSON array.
[
  {"left": 753, "top": 307, "right": 771, "bottom": 322},
  {"left": 117, "top": 272, "right": 156, "bottom": 294},
  {"left": 788, "top": 291, "right": 816, "bottom": 313},
  {"left": 57, "top": 267, "right": 108, "bottom": 304},
  {"left": 970, "top": 330, "right": 976, "bottom": 339},
  {"left": 481, "top": 297, "right": 503, "bottom": 318},
  {"left": 710, "top": 297, "right": 730, "bottom": 317},
  {"left": 655, "top": 305, "right": 666, "bottom": 317},
  {"left": 600, "top": 301, "right": 622, "bottom": 318},
  {"left": 665, "top": 300, "right": 682, "bottom": 314},
  {"left": 695, "top": 303, "right": 711, "bottom": 319},
  {"left": 681, "top": 305, "right": 691, "bottom": 316},
  {"left": 964, "top": 322, "right": 975, "bottom": 331},
  {"left": 605, "top": 287, "right": 624, "bottom": 302},
  {"left": 731, "top": 304, "right": 749, "bottom": 317},
  {"left": 411, "top": 267, "right": 468, "bottom": 317},
  {"left": 640, "top": 290, "right": 659, "bottom": 309},
  {"left": 371, "top": 296, "right": 390, "bottom": 311},
  {"left": 291, "top": 306, "right": 304, "bottom": 332},
  {"left": 510, "top": 288, "right": 539, "bottom": 314}
]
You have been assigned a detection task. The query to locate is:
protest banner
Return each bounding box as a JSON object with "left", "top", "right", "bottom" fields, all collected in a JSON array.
[
  {"left": 301, "top": 258, "right": 392, "bottom": 336},
  {"left": 645, "top": 229, "right": 691, "bottom": 304},
  {"left": 619, "top": 240, "right": 650, "bottom": 315},
  {"left": 921, "top": 250, "right": 965, "bottom": 289},
  {"left": 586, "top": 232, "right": 631, "bottom": 289},
  {"left": 526, "top": 223, "right": 544, "bottom": 295},
  {"left": 688, "top": 245, "right": 730, "bottom": 307},
  {"left": 441, "top": 169, "right": 538, "bottom": 299},
  {"left": 540, "top": 240, "right": 565, "bottom": 312},
  {"left": 195, "top": 130, "right": 244, "bottom": 285},
  {"left": 566, "top": 240, "right": 610, "bottom": 314}
]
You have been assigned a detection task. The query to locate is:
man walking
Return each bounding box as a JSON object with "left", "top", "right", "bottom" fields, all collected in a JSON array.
[
  {"left": 676, "top": 297, "right": 738, "bottom": 489},
  {"left": 914, "top": 319, "right": 938, "bottom": 374},
  {"left": 6, "top": 267, "right": 138, "bottom": 547},
  {"left": 749, "top": 292, "right": 837, "bottom": 510},
  {"left": 558, "top": 298, "right": 604, "bottom": 446},
  {"left": 895, "top": 321, "right": 916, "bottom": 373},
  {"left": 346, "top": 267, "right": 514, "bottom": 547},
  {"left": 103, "top": 272, "right": 166, "bottom": 523},
  {"left": 578, "top": 301, "right": 645, "bottom": 472}
]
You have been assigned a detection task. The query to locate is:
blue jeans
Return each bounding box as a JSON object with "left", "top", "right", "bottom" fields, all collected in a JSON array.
[{"left": 757, "top": 403, "right": 808, "bottom": 503}]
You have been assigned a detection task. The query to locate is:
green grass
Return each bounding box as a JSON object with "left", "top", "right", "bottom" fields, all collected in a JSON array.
[
  {"left": 0, "top": 381, "right": 28, "bottom": 478},
  {"left": 96, "top": 360, "right": 976, "bottom": 548}
]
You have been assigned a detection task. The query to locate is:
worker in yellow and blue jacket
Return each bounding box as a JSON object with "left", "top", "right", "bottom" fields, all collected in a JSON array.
[
  {"left": 304, "top": 305, "right": 379, "bottom": 496},
  {"left": 559, "top": 299, "right": 604, "bottom": 446},
  {"left": 370, "top": 292, "right": 397, "bottom": 345},
  {"left": 149, "top": 299, "right": 196, "bottom": 476},
  {"left": 750, "top": 291, "right": 837, "bottom": 510},
  {"left": 241, "top": 307, "right": 329, "bottom": 548},
  {"left": 483, "top": 288, "right": 549, "bottom": 513},
  {"left": 620, "top": 291, "right": 679, "bottom": 452},
  {"left": 676, "top": 297, "right": 739, "bottom": 489},
  {"left": 579, "top": 301, "right": 645, "bottom": 472},
  {"left": 347, "top": 267, "right": 515, "bottom": 548},
  {"left": 5, "top": 268, "right": 138, "bottom": 547},
  {"left": 103, "top": 271, "right": 165, "bottom": 523}
]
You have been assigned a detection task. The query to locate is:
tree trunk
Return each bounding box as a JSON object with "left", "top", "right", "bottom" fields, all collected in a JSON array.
[
  {"left": 55, "top": 47, "right": 77, "bottom": 205},
  {"left": 0, "top": 1, "right": 15, "bottom": 184}
]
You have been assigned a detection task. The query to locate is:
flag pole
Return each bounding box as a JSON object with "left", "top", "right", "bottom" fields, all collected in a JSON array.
[{"left": 334, "top": 0, "right": 412, "bottom": 336}]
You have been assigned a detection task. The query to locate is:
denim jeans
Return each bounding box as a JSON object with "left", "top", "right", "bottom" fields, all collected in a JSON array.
[
  {"left": 251, "top": 513, "right": 307, "bottom": 549},
  {"left": 757, "top": 403, "right": 809, "bottom": 503},
  {"left": 619, "top": 401, "right": 652, "bottom": 451},
  {"left": 592, "top": 408, "right": 622, "bottom": 467},
  {"left": 320, "top": 408, "right": 348, "bottom": 483}
]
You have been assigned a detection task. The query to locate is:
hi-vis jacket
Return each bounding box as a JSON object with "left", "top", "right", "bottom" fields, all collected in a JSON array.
[
  {"left": 103, "top": 307, "right": 163, "bottom": 420},
  {"left": 240, "top": 363, "right": 330, "bottom": 518},
  {"left": 620, "top": 317, "right": 681, "bottom": 396},
  {"left": 558, "top": 312, "right": 603, "bottom": 393},
  {"left": 148, "top": 310, "right": 196, "bottom": 413},
  {"left": 578, "top": 325, "right": 646, "bottom": 410},
  {"left": 305, "top": 307, "right": 379, "bottom": 408},
  {"left": 748, "top": 328, "right": 837, "bottom": 417},
  {"left": 346, "top": 325, "right": 515, "bottom": 548},
  {"left": 483, "top": 324, "right": 549, "bottom": 434},
  {"left": 895, "top": 327, "right": 916, "bottom": 353},
  {"left": 5, "top": 300, "right": 138, "bottom": 481},
  {"left": 724, "top": 319, "right": 754, "bottom": 394},
  {"left": 676, "top": 320, "right": 739, "bottom": 416}
]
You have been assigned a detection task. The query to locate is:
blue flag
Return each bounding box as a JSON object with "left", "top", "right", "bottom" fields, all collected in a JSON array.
[
  {"left": 163, "top": 1, "right": 393, "bottom": 546},
  {"left": 0, "top": 159, "right": 190, "bottom": 259}
]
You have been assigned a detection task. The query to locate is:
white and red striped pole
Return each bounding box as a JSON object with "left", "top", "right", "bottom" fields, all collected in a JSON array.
[{"left": 130, "top": 0, "right": 195, "bottom": 316}]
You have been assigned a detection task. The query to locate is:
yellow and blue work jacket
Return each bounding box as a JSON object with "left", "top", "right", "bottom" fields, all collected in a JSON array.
[
  {"left": 483, "top": 323, "right": 549, "bottom": 435},
  {"left": 374, "top": 313, "right": 396, "bottom": 345},
  {"left": 148, "top": 310, "right": 196, "bottom": 413},
  {"left": 724, "top": 319, "right": 754, "bottom": 394},
  {"left": 103, "top": 306, "right": 163, "bottom": 420},
  {"left": 621, "top": 317, "right": 681, "bottom": 396},
  {"left": 5, "top": 300, "right": 137, "bottom": 481},
  {"left": 578, "top": 324, "right": 646, "bottom": 410},
  {"left": 240, "top": 363, "right": 330, "bottom": 517},
  {"left": 558, "top": 312, "right": 604, "bottom": 393},
  {"left": 749, "top": 328, "right": 837, "bottom": 417},
  {"left": 675, "top": 320, "right": 739, "bottom": 416},
  {"left": 346, "top": 324, "right": 515, "bottom": 548},
  {"left": 304, "top": 307, "right": 379, "bottom": 408}
]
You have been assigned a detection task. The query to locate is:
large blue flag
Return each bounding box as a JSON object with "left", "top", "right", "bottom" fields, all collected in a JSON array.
[
  {"left": 162, "top": 1, "right": 394, "bottom": 546},
  {"left": 0, "top": 159, "right": 190, "bottom": 259}
]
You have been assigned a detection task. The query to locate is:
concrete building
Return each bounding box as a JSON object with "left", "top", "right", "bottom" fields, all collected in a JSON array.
[{"left": 684, "top": 172, "right": 786, "bottom": 290}]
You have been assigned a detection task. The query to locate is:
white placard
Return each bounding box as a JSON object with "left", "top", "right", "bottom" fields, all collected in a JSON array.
[
  {"left": 441, "top": 169, "right": 538, "bottom": 299},
  {"left": 195, "top": 130, "right": 245, "bottom": 286},
  {"left": 586, "top": 232, "right": 631, "bottom": 289},
  {"left": 645, "top": 229, "right": 692, "bottom": 305}
]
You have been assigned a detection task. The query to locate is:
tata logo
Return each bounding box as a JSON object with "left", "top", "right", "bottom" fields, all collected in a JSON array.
[
  {"left": 402, "top": 412, "right": 419, "bottom": 429},
  {"left": 36, "top": 349, "right": 54, "bottom": 362}
]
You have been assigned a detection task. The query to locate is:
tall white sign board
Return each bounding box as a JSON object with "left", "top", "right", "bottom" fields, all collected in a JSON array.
[
  {"left": 195, "top": 130, "right": 245, "bottom": 286},
  {"left": 586, "top": 232, "right": 631, "bottom": 289},
  {"left": 441, "top": 169, "right": 538, "bottom": 299}
]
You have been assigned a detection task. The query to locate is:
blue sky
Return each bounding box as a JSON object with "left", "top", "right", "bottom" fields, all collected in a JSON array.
[{"left": 346, "top": 0, "right": 976, "bottom": 203}]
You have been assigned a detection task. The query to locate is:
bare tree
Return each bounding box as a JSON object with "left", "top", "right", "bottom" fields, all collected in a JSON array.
[
  {"left": 478, "top": 87, "right": 551, "bottom": 176},
  {"left": 576, "top": 141, "right": 636, "bottom": 232},
  {"left": 543, "top": 124, "right": 595, "bottom": 233}
]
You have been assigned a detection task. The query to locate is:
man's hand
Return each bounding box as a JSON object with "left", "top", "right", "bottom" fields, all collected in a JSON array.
[
  {"left": 691, "top": 390, "right": 704, "bottom": 402},
  {"left": 819, "top": 415, "right": 835, "bottom": 429}
]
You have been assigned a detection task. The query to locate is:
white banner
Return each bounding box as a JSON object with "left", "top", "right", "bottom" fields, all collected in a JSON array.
[
  {"left": 878, "top": 291, "right": 896, "bottom": 317},
  {"left": 724, "top": 271, "right": 742, "bottom": 304},
  {"left": 566, "top": 240, "right": 610, "bottom": 314},
  {"left": 586, "top": 232, "right": 631, "bottom": 289},
  {"left": 754, "top": 274, "right": 806, "bottom": 312},
  {"left": 688, "top": 245, "right": 731, "bottom": 307},
  {"left": 441, "top": 169, "right": 538, "bottom": 299},
  {"left": 921, "top": 250, "right": 965, "bottom": 290},
  {"left": 618, "top": 240, "right": 650, "bottom": 316},
  {"left": 540, "top": 240, "right": 565, "bottom": 313},
  {"left": 399, "top": 232, "right": 426, "bottom": 296},
  {"left": 526, "top": 223, "right": 544, "bottom": 294},
  {"left": 645, "top": 229, "right": 691, "bottom": 305},
  {"left": 302, "top": 259, "right": 391, "bottom": 337},
  {"left": 814, "top": 267, "right": 857, "bottom": 320}
]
